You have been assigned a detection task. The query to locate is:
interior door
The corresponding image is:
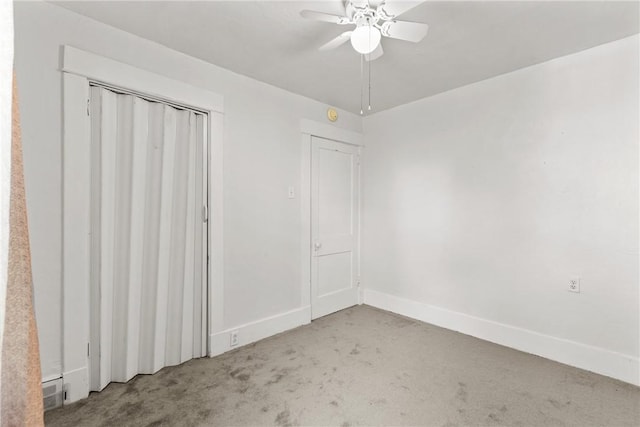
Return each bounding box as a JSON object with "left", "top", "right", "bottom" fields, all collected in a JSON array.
[{"left": 311, "top": 136, "right": 360, "bottom": 319}]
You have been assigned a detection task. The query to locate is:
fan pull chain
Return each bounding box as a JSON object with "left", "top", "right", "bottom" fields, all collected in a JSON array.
[
  {"left": 368, "top": 53, "right": 372, "bottom": 111},
  {"left": 360, "top": 53, "right": 364, "bottom": 115},
  {"left": 367, "top": 19, "right": 372, "bottom": 112}
]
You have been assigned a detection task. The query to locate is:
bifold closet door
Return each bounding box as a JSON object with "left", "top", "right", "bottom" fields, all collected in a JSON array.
[{"left": 89, "top": 86, "right": 207, "bottom": 391}]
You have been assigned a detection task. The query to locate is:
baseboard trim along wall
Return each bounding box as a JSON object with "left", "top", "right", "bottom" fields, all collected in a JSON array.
[
  {"left": 210, "top": 306, "right": 311, "bottom": 356},
  {"left": 62, "top": 366, "right": 89, "bottom": 403},
  {"left": 364, "top": 289, "right": 639, "bottom": 386}
]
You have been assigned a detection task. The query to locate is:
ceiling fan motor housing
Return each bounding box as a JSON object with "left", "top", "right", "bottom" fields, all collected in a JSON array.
[{"left": 349, "top": 2, "right": 382, "bottom": 29}]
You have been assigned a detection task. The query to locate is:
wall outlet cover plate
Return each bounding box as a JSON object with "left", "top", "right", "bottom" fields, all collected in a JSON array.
[{"left": 569, "top": 277, "right": 580, "bottom": 293}]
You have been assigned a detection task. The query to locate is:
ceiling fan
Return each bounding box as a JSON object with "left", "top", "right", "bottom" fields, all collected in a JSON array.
[{"left": 300, "top": 0, "right": 429, "bottom": 61}]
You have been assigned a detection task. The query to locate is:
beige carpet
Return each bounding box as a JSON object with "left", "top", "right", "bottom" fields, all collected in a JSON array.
[{"left": 45, "top": 305, "right": 639, "bottom": 426}]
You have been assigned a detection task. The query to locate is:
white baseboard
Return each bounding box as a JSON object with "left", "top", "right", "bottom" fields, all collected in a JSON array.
[
  {"left": 364, "top": 289, "right": 639, "bottom": 386},
  {"left": 210, "top": 305, "right": 311, "bottom": 357},
  {"left": 62, "top": 366, "right": 89, "bottom": 403}
]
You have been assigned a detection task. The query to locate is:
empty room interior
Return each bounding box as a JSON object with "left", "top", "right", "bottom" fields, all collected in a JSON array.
[{"left": 1, "top": 0, "right": 639, "bottom": 425}]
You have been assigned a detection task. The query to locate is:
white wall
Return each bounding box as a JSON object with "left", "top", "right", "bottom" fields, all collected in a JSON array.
[
  {"left": 363, "top": 35, "right": 639, "bottom": 384},
  {"left": 13, "top": 1, "right": 361, "bottom": 382}
]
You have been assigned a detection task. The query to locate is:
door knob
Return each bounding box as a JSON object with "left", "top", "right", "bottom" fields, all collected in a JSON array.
[{"left": 314, "top": 242, "right": 322, "bottom": 251}]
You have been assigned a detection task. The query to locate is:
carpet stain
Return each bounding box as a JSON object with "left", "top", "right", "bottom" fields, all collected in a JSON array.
[
  {"left": 229, "top": 368, "right": 251, "bottom": 382},
  {"left": 120, "top": 401, "right": 143, "bottom": 416},
  {"left": 487, "top": 412, "right": 501, "bottom": 422},
  {"left": 236, "top": 383, "right": 250, "bottom": 394},
  {"left": 456, "top": 382, "right": 468, "bottom": 403},
  {"left": 198, "top": 408, "right": 212, "bottom": 419},
  {"left": 122, "top": 383, "right": 138, "bottom": 396},
  {"left": 547, "top": 398, "right": 571, "bottom": 409},
  {"left": 266, "top": 368, "right": 292, "bottom": 386},
  {"left": 571, "top": 371, "right": 597, "bottom": 387},
  {"left": 275, "top": 408, "right": 292, "bottom": 426}
]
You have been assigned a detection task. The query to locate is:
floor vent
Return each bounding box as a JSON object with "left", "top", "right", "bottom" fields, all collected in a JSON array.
[{"left": 42, "top": 378, "right": 63, "bottom": 411}]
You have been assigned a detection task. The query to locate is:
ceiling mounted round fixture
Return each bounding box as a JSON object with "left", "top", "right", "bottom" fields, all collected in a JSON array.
[{"left": 350, "top": 24, "right": 381, "bottom": 54}]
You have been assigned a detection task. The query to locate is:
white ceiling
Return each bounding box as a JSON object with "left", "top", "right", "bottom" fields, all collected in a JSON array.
[{"left": 53, "top": 1, "right": 639, "bottom": 115}]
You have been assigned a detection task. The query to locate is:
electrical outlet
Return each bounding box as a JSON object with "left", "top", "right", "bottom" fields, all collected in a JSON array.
[
  {"left": 230, "top": 330, "right": 239, "bottom": 347},
  {"left": 568, "top": 277, "right": 580, "bottom": 293}
]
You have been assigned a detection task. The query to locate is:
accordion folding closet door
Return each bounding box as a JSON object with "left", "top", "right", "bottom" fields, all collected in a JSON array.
[{"left": 88, "top": 85, "right": 208, "bottom": 391}]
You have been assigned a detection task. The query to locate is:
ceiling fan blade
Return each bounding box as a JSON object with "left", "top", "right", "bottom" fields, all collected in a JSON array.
[
  {"left": 366, "top": 0, "right": 386, "bottom": 8},
  {"left": 365, "top": 43, "right": 384, "bottom": 61},
  {"left": 383, "top": 20, "right": 428, "bottom": 42},
  {"left": 378, "top": 0, "right": 423, "bottom": 18},
  {"left": 319, "top": 31, "right": 353, "bottom": 51},
  {"left": 349, "top": 0, "right": 371, "bottom": 8},
  {"left": 300, "top": 10, "right": 350, "bottom": 25}
]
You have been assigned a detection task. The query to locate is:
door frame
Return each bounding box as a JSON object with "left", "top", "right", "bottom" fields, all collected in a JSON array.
[
  {"left": 300, "top": 119, "right": 364, "bottom": 321},
  {"left": 61, "top": 46, "right": 224, "bottom": 403}
]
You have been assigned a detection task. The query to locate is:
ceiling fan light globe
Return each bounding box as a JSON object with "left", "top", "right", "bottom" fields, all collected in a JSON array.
[{"left": 350, "top": 25, "right": 381, "bottom": 54}]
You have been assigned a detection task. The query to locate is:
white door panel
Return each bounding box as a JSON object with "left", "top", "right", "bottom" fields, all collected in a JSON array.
[
  {"left": 311, "top": 137, "right": 360, "bottom": 319},
  {"left": 318, "top": 251, "right": 353, "bottom": 295}
]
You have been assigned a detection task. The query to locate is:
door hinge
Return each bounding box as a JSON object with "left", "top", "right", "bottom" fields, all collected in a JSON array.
[
  {"left": 87, "top": 343, "right": 90, "bottom": 357},
  {"left": 87, "top": 98, "right": 90, "bottom": 116}
]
